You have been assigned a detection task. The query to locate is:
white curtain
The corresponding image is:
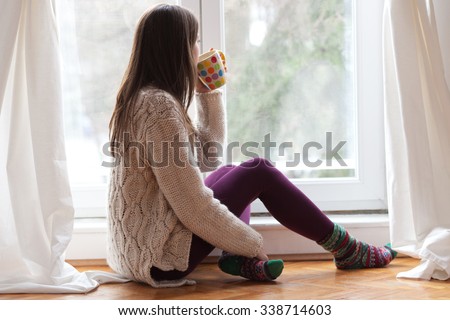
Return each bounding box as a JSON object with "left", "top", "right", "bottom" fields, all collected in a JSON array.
[
  {"left": 383, "top": 0, "right": 450, "bottom": 280},
  {"left": 0, "top": 0, "right": 127, "bottom": 293}
]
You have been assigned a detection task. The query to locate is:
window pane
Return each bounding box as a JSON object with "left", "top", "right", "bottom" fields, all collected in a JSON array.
[
  {"left": 57, "top": 0, "right": 177, "bottom": 186},
  {"left": 224, "top": 0, "right": 355, "bottom": 179}
]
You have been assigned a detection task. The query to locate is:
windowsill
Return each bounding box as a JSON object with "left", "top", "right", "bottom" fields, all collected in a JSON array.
[
  {"left": 248, "top": 213, "right": 388, "bottom": 229},
  {"left": 66, "top": 213, "right": 390, "bottom": 260}
]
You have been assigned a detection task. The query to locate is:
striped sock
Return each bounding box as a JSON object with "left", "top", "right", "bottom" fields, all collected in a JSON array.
[
  {"left": 218, "top": 252, "right": 284, "bottom": 281},
  {"left": 317, "top": 223, "right": 397, "bottom": 269}
]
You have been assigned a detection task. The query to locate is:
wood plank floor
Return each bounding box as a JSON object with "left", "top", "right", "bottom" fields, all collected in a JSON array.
[{"left": 2, "top": 257, "right": 449, "bottom": 300}]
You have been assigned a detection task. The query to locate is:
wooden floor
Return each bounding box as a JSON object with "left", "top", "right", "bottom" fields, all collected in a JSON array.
[{"left": 2, "top": 257, "right": 450, "bottom": 300}]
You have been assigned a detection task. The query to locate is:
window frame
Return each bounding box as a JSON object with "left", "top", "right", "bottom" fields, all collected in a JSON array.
[{"left": 69, "top": 0, "right": 386, "bottom": 218}]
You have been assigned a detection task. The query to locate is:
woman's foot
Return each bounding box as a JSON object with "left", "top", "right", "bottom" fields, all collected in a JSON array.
[
  {"left": 218, "top": 252, "right": 284, "bottom": 281},
  {"left": 317, "top": 224, "right": 397, "bottom": 269}
]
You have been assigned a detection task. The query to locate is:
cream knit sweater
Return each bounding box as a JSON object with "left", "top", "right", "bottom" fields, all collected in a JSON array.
[{"left": 107, "top": 86, "right": 264, "bottom": 288}]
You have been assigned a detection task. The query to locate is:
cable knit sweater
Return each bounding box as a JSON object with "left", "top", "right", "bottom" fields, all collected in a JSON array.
[{"left": 107, "top": 86, "right": 264, "bottom": 288}]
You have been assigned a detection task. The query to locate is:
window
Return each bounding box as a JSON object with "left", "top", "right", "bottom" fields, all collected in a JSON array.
[
  {"left": 58, "top": 0, "right": 386, "bottom": 218},
  {"left": 224, "top": 0, "right": 356, "bottom": 180}
]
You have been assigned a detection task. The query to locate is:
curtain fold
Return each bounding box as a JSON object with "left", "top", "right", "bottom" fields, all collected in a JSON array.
[
  {"left": 383, "top": 0, "right": 450, "bottom": 280},
  {"left": 0, "top": 0, "right": 127, "bottom": 293}
]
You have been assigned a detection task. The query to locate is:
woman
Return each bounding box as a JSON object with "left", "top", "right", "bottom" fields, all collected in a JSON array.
[{"left": 107, "top": 4, "right": 396, "bottom": 288}]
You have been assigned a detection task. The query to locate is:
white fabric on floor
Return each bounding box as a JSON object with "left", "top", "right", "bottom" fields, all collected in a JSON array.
[{"left": 383, "top": 0, "right": 450, "bottom": 280}]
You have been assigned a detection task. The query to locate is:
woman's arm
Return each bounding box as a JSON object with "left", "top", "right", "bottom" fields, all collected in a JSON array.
[
  {"left": 194, "top": 90, "right": 226, "bottom": 172},
  {"left": 142, "top": 93, "right": 263, "bottom": 258}
]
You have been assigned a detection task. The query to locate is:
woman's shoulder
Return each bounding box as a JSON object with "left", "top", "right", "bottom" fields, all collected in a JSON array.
[
  {"left": 139, "top": 85, "right": 178, "bottom": 108},
  {"left": 136, "top": 85, "right": 183, "bottom": 120}
]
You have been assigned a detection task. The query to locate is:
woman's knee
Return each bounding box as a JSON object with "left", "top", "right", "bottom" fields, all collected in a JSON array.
[
  {"left": 241, "top": 157, "right": 275, "bottom": 170},
  {"left": 236, "top": 157, "right": 277, "bottom": 182}
]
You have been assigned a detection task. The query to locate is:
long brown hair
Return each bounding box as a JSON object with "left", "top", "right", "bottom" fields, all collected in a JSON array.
[{"left": 109, "top": 4, "right": 198, "bottom": 155}]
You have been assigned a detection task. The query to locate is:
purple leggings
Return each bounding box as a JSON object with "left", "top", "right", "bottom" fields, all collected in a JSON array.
[{"left": 151, "top": 157, "right": 335, "bottom": 281}]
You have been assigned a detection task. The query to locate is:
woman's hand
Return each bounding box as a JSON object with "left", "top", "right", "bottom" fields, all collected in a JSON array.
[{"left": 195, "top": 78, "right": 211, "bottom": 93}]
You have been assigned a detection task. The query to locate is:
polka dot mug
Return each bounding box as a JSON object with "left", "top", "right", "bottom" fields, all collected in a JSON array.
[{"left": 197, "top": 49, "right": 227, "bottom": 90}]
